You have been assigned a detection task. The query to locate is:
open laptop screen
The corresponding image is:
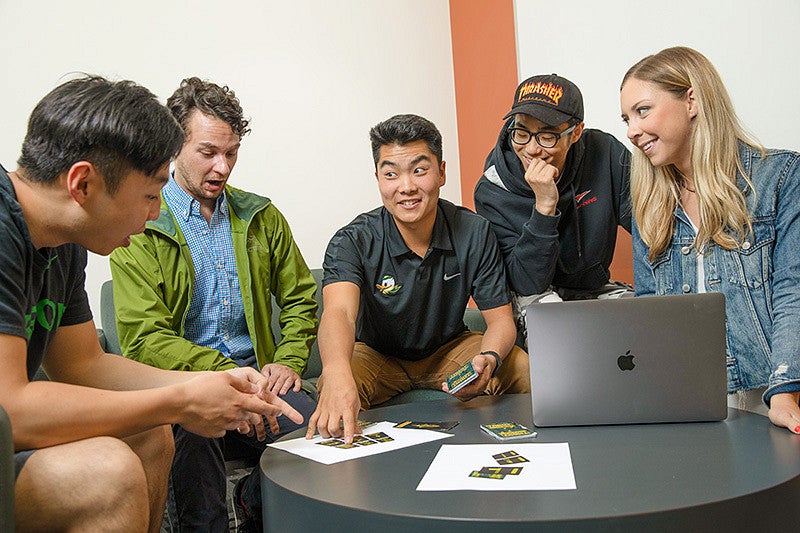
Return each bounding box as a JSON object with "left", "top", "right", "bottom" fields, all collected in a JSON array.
[{"left": 525, "top": 293, "right": 728, "bottom": 427}]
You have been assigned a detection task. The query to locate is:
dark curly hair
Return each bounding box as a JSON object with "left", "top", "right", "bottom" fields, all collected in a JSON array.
[{"left": 166, "top": 77, "right": 251, "bottom": 139}]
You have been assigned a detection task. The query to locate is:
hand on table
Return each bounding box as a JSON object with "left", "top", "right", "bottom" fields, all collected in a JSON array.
[{"left": 306, "top": 371, "right": 362, "bottom": 444}]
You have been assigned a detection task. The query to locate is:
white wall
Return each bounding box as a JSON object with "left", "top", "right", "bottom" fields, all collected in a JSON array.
[
  {"left": 0, "top": 0, "right": 460, "bottom": 317},
  {"left": 515, "top": 0, "right": 800, "bottom": 151}
]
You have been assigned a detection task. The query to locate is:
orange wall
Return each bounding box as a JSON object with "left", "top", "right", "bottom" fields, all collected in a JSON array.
[
  {"left": 449, "top": 0, "right": 518, "bottom": 212},
  {"left": 449, "top": 0, "right": 633, "bottom": 285},
  {"left": 612, "top": 228, "right": 633, "bottom": 285}
]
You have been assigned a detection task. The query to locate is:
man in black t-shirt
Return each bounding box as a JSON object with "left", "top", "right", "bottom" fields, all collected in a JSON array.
[
  {"left": 306, "top": 115, "right": 529, "bottom": 444},
  {"left": 1, "top": 76, "right": 301, "bottom": 531}
]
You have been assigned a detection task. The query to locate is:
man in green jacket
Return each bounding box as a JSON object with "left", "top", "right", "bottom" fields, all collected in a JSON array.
[{"left": 110, "top": 78, "right": 318, "bottom": 532}]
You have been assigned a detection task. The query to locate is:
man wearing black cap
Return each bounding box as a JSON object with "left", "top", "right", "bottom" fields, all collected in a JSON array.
[{"left": 474, "top": 74, "right": 632, "bottom": 344}]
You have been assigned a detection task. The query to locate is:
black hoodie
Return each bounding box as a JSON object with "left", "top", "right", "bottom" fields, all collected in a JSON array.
[{"left": 474, "top": 121, "right": 631, "bottom": 295}]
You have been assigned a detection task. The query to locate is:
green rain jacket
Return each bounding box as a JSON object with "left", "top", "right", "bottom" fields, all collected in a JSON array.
[{"left": 109, "top": 186, "right": 317, "bottom": 375}]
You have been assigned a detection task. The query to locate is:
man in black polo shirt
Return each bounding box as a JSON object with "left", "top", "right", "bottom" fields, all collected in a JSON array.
[{"left": 306, "top": 114, "right": 529, "bottom": 442}]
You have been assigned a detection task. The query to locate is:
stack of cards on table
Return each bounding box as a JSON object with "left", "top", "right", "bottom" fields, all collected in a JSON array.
[
  {"left": 446, "top": 361, "right": 479, "bottom": 393},
  {"left": 394, "top": 420, "right": 459, "bottom": 432},
  {"left": 480, "top": 422, "right": 537, "bottom": 440},
  {"left": 469, "top": 450, "right": 530, "bottom": 479}
]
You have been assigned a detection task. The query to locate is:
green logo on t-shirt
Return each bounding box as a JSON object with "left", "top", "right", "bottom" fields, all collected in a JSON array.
[
  {"left": 376, "top": 275, "right": 402, "bottom": 295},
  {"left": 25, "top": 299, "right": 67, "bottom": 339},
  {"left": 44, "top": 253, "right": 59, "bottom": 270}
]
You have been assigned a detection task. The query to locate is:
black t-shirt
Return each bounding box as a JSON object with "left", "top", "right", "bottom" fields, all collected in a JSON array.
[
  {"left": 323, "top": 199, "right": 509, "bottom": 360},
  {"left": 0, "top": 166, "right": 93, "bottom": 379}
]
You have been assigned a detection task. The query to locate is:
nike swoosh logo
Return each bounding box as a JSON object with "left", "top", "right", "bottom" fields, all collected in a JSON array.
[
  {"left": 575, "top": 190, "right": 591, "bottom": 203},
  {"left": 443, "top": 272, "right": 462, "bottom": 281}
]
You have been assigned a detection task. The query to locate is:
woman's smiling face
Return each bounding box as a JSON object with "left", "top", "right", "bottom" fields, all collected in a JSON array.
[{"left": 620, "top": 77, "right": 697, "bottom": 176}]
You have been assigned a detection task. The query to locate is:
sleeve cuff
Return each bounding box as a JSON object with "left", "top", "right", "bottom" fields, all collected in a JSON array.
[
  {"left": 763, "top": 382, "right": 800, "bottom": 406},
  {"left": 526, "top": 207, "right": 560, "bottom": 237}
]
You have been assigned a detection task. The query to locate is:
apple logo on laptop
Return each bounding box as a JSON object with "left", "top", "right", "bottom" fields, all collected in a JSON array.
[{"left": 617, "top": 350, "right": 635, "bottom": 371}]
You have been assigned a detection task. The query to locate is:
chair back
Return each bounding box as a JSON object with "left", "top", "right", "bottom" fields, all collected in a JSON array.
[
  {"left": 1, "top": 405, "right": 15, "bottom": 531},
  {"left": 100, "top": 280, "right": 122, "bottom": 355}
]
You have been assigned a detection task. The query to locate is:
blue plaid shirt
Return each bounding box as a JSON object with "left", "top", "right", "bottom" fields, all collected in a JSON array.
[{"left": 162, "top": 177, "right": 256, "bottom": 368}]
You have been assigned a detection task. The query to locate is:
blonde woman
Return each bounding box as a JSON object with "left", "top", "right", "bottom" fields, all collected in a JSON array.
[{"left": 620, "top": 46, "right": 800, "bottom": 434}]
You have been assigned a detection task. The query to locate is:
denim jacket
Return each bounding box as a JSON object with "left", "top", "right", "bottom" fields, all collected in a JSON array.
[{"left": 632, "top": 143, "right": 800, "bottom": 404}]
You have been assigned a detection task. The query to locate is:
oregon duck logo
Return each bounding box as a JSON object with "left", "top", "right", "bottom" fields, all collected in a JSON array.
[{"left": 376, "top": 275, "right": 402, "bottom": 295}]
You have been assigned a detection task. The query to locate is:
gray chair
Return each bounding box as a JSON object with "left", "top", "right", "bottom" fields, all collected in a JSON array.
[
  {"left": 99, "top": 280, "right": 120, "bottom": 356},
  {"left": 1, "top": 405, "right": 15, "bottom": 531}
]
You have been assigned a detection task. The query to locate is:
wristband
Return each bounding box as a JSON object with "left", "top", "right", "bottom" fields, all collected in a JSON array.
[{"left": 480, "top": 350, "right": 503, "bottom": 377}]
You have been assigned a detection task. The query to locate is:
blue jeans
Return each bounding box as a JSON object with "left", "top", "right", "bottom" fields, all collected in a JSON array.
[{"left": 169, "top": 388, "right": 316, "bottom": 531}]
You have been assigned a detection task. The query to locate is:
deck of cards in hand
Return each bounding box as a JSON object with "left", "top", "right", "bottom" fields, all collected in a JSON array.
[
  {"left": 446, "top": 361, "right": 479, "bottom": 393},
  {"left": 480, "top": 422, "right": 537, "bottom": 440}
]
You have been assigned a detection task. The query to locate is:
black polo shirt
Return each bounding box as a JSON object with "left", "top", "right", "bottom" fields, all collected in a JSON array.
[{"left": 323, "top": 199, "right": 509, "bottom": 361}]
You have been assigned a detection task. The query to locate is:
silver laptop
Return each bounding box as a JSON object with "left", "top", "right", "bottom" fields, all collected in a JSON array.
[{"left": 525, "top": 293, "right": 728, "bottom": 427}]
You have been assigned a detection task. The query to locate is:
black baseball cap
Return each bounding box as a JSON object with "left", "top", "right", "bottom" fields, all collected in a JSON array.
[{"left": 503, "top": 74, "right": 584, "bottom": 126}]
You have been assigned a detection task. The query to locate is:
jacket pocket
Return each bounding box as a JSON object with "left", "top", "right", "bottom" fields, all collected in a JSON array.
[
  {"left": 647, "top": 248, "right": 674, "bottom": 295},
  {"left": 721, "top": 222, "right": 774, "bottom": 289}
]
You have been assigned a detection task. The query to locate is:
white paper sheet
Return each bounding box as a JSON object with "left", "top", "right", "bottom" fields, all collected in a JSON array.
[
  {"left": 416, "top": 443, "right": 576, "bottom": 491},
  {"left": 268, "top": 421, "right": 453, "bottom": 465}
]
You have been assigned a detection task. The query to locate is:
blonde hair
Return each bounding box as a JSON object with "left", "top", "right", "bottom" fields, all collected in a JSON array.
[{"left": 621, "top": 46, "right": 763, "bottom": 261}]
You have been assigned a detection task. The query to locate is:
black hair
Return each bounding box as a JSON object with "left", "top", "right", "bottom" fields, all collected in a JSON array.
[
  {"left": 18, "top": 75, "right": 184, "bottom": 194},
  {"left": 369, "top": 114, "right": 443, "bottom": 167}
]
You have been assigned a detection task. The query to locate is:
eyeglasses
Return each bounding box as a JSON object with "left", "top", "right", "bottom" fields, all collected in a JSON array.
[{"left": 508, "top": 123, "right": 578, "bottom": 149}]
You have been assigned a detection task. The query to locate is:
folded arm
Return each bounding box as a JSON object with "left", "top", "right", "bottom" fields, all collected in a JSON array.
[{"left": 475, "top": 182, "right": 561, "bottom": 296}]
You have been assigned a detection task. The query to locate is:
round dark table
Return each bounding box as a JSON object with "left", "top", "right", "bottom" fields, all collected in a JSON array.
[{"left": 260, "top": 394, "right": 800, "bottom": 532}]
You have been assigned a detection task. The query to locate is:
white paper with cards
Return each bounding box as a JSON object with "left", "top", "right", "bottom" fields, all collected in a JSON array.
[
  {"left": 416, "top": 443, "right": 576, "bottom": 491},
  {"left": 268, "top": 421, "right": 452, "bottom": 465}
]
